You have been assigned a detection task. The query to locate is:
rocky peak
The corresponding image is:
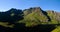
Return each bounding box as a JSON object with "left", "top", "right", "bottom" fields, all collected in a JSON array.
[
  {"left": 23, "top": 7, "right": 43, "bottom": 16},
  {"left": 30, "top": 7, "right": 42, "bottom": 12}
]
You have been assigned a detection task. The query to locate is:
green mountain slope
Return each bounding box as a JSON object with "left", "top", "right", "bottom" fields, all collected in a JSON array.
[
  {"left": 0, "top": 7, "right": 60, "bottom": 27},
  {"left": 0, "top": 7, "right": 60, "bottom": 32},
  {"left": 19, "top": 7, "right": 60, "bottom": 27}
]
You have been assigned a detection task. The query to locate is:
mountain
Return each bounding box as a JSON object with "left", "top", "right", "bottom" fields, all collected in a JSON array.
[
  {"left": 19, "top": 7, "right": 60, "bottom": 27},
  {"left": 0, "top": 7, "right": 60, "bottom": 32},
  {"left": 0, "top": 8, "right": 23, "bottom": 27},
  {"left": 22, "top": 7, "right": 49, "bottom": 26},
  {"left": 0, "top": 7, "right": 60, "bottom": 27}
]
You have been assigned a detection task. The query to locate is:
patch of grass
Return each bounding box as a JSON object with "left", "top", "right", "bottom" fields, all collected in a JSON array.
[
  {"left": 51, "top": 26, "right": 60, "bottom": 32},
  {"left": 0, "top": 22, "right": 14, "bottom": 28}
]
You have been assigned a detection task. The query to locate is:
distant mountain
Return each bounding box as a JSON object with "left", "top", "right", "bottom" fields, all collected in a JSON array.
[
  {"left": 0, "top": 7, "right": 60, "bottom": 32},
  {"left": 21, "top": 7, "right": 60, "bottom": 27},
  {"left": 0, "top": 7, "right": 60, "bottom": 27},
  {"left": 0, "top": 8, "right": 23, "bottom": 24}
]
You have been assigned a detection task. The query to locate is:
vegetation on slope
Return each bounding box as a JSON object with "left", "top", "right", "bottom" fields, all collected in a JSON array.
[
  {"left": 51, "top": 26, "right": 60, "bottom": 32},
  {"left": 0, "top": 7, "right": 60, "bottom": 32}
]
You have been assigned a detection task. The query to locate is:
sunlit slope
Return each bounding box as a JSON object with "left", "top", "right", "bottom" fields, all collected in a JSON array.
[{"left": 51, "top": 26, "right": 60, "bottom": 32}]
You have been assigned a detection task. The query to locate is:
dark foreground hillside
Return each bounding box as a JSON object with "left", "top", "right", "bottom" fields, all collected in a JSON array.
[
  {"left": 0, "top": 24, "right": 57, "bottom": 32},
  {"left": 0, "top": 7, "right": 60, "bottom": 32}
]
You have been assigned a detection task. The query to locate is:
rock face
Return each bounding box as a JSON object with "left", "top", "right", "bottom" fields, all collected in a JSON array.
[{"left": 23, "top": 7, "right": 42, "bottom": 16}]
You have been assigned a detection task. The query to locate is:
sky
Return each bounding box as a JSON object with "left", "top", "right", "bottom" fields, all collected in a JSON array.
[{"left": 0, "top": 0, "right": 60, "bottom": 12}]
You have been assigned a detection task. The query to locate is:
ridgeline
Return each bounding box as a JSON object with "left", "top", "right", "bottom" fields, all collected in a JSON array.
[{"left": 0, "top": 7, "right": 60, "bottom": 32}]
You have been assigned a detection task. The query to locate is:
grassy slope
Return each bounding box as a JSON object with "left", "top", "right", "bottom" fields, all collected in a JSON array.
[
  {"left": 0, "top": 22, "right": 14, "bottom": 28},
  {"left": 51, "top": 26, "right": 60, "bottom": 32}
]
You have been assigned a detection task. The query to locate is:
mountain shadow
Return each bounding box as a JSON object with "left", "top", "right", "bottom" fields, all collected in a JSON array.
[{"left": 41, "top": 10, "right": 51, "bottom": 21}]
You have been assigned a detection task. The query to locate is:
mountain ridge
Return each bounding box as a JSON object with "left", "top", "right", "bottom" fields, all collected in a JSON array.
[
  {"left": 0, "top": 7, "right": 60, "bottom": 32},
  {"left": 0, "top": 7, "right": 60, "bottom": 27}
]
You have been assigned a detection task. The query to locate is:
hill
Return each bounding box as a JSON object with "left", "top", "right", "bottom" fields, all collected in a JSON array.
[
  {"left": 0, "top": 7, "right": 60, "bottom": 32},
  {"left": 19, "top": 7, "right": 60, "bottom": 27}
]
